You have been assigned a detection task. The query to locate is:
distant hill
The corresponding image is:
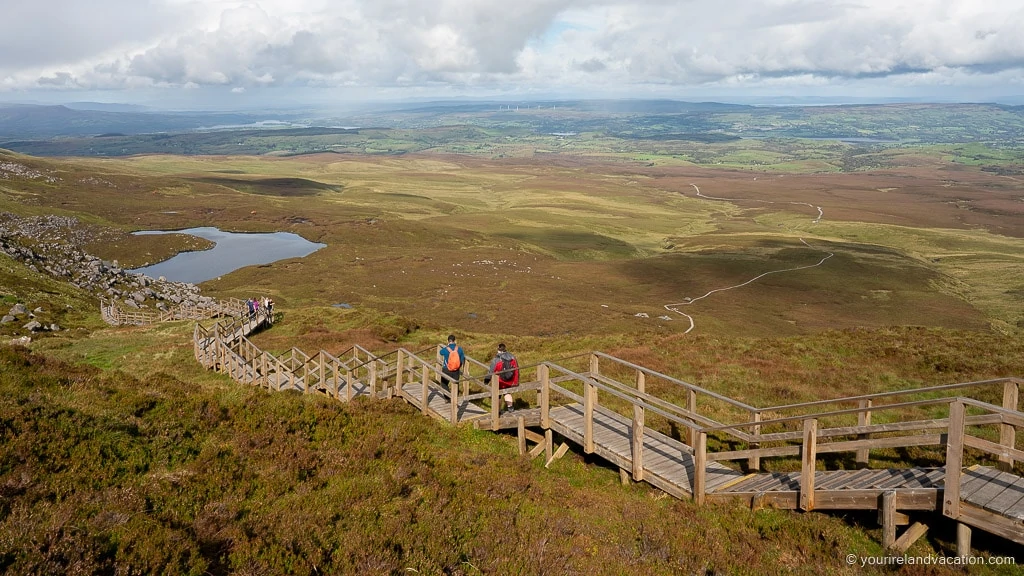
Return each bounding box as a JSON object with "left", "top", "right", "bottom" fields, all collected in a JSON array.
[
  {"left": 0, "top": 104, "right": 305, "bottom": 138},
  {"left": 63, "top": 102, "right": 154, "bottom": 113}
]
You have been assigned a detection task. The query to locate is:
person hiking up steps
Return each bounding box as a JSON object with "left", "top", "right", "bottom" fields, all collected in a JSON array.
[
  {"left": 484, "top": 343, "right": 519, "bottom": 414},
  {"left": 438, "top": 334, "right": 465, "bottom": 390}
]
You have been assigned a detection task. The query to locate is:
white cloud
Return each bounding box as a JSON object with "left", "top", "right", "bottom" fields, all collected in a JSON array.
[{"left": 0, "top": 0, "right": 1022, "bottom": 100}]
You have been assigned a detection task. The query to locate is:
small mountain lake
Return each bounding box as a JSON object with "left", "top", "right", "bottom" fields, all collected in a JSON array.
[{"left": 128, "top": 227, "right": 325, "bottom": 284}]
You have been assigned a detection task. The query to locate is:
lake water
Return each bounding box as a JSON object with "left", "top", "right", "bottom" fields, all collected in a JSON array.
[{"left": 129, "top": 227, "right": 325, "bottom": 284}]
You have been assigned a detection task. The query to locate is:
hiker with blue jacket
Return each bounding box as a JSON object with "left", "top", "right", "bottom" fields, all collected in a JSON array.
[
  {"left": 484, "top": 343, "right": 519, "bottom": 414},
  {"left": 439, "top": 334, "right": 465, "bottom": 389}
]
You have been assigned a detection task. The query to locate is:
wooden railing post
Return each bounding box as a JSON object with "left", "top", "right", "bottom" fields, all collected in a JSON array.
[
  {"left": 584, "top": 377, "right": 596, "bottom": 453},
  {"left": 687, "top": 388, "right": 697, "bottom": 448},
  {"left": 395, "top": 350, "right": 405, "bottom": 395},
  {"left": 450, "top": 368, "right": 458, "bottom": 424},
  {"left": 856, "top": 399, "right": 873, "bottom": 467},
  {"left": 589, "top": 353, "right": 599, "bottom": 378},
  {"left": 346, "top": 367, "right": 354, "bottom": 401},
  {"left": 212, "top": 323, "right": 220, "bottom": 371},
  {"left": 539, "top": 365, "right": 550, "bottom": 429},
  {"left": 944, "top": 400, "right": 966, "bottom": 519},
  {"left": 800, "top": 418, "right": 818, "bottom": 511},
  {"left": 490, "top": 370, "right": 500, "bottom": 431},
  {"left": 369, "top": 360, "right": 378, "bottom": 396},
  {"left": 632, "top": 369, "right": 645, "bottom": 481},
  {"left": 999, "top": 380, "right": 1019, "bottom": 472},
  {"left": 748, "top": 410, "right": 761, "bottom": 472},
  {"left": 693, "top": 431, "right": 707, "bottom": 505},
  {"left": 319, "top": 357, "right": 327, "bottom": 396},
  {"left": 421, "top": 364, "right": 430, "bottom": 416},
  {"left": 881, "top": 490, "right": 897, "bottom": 549}
]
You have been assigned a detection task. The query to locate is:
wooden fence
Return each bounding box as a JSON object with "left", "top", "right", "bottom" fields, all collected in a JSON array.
[{"left": 191, "top": 314, "right": 1024, "bottom": 553}]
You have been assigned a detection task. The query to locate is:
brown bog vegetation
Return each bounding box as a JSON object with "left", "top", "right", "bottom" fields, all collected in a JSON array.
[{"left": 1, "top": 146, "right": 1023, "bottom": 573}]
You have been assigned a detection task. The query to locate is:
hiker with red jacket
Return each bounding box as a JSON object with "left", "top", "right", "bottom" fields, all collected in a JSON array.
[
  {"left": 439, "top": 334, "right": 465, "bottom": 389},
  {"left": 484, "top": 343, "right": 519, "bottom": 414}
]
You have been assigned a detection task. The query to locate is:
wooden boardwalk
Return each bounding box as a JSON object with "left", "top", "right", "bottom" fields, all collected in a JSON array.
[{"left": 164, "top": 306, "right": 1024, "bottom": 556}]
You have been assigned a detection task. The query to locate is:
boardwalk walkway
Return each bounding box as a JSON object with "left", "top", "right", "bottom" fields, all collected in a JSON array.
[{"left": 110, "top": 304, "right": 1023, "bottom": 556}]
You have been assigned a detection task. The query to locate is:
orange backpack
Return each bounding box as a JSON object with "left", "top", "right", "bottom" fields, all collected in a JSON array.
[{"left": 445, "top": 346, "right": 461, "bottom": 371}]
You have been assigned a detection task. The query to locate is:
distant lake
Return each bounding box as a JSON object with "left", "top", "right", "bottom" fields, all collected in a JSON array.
[{"left": 129, "top": 227, "right": 325, "bottom": 284}]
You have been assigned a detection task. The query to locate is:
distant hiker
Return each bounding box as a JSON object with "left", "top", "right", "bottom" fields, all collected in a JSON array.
[
  {"left": 439, "top": 334, "right": 465, "bottom": 389},
  {"left": 246, "top": 298, "right": 255, "bottom": 319},
  {"left": 484, "top": 343, "right": 519, "bottom": 414},
  {"left": 266, "top": 298, "right": 275, "bottom": 322}
]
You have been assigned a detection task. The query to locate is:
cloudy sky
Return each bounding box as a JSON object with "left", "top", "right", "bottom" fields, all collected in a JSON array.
[{"left": 2, "top": 0, "right": 1023, "bottom": 107}]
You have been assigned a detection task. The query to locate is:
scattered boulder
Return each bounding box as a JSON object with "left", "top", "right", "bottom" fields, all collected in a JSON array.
[
  {"left": 9, "top": 303, "right": 27, "bottom": 316},
  {"left": 0, "top": 315, "right": 14, "bottom": 324},
  {"left": 8, "top": 336, "right": 30, "bottom": 346},
  {"left": 23, "top": 320, "right": 41, "bottom": 331},
  {"left": 123, "top": 299, "right": 140, "bottom": 309}
]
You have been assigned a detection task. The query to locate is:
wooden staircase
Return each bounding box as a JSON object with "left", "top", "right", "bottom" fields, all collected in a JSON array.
[{"left": 184, "top": 310, "right": 1024, "bottom": 557}]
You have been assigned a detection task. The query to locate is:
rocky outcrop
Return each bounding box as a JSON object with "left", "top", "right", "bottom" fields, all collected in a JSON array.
[{"left": 0, "top": 212, "right": 207, "bottom": 311}]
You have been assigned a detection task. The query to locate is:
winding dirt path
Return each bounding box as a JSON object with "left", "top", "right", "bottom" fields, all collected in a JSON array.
[{"left": 664, "top": 184, "right": 833, "bottom": 334}]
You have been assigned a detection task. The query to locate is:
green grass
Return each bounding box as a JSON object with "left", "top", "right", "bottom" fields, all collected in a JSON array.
[{"left": 10, "top": 343, "right": 978, "bottom": 576}]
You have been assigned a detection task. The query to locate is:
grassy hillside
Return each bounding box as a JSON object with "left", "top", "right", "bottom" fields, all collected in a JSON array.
[
  {"left": 4, "top": 336, "right": 1023, "bottom": 575},
  {"left": 0, "top": 344, "right": 883, "bottom": 575},
  {"left": 1, "top": 144, "right": 1023, "bottom": 571}
]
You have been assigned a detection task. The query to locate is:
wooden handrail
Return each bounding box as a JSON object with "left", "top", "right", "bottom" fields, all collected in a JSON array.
[
  {"left": 592, "top": 351, "right": 758, "bottom": 412},
  {"left": 759, "top": 377, "right": 1022, "bottom": 413}
]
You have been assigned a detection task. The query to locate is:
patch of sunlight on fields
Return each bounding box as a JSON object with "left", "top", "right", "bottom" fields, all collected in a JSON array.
[{"left": 760, "top": 213, "right": 1024, "bottom": 332}]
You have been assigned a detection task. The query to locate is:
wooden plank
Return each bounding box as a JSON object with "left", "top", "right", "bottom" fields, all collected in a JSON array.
[
  {"left": 892, "top": 522, "right": 929, "bottom": 554},
  {"left": 957, "top": 466, "right": 999, "bottom": 501},
  {"left": 957, "top": 502, "right": 1024, "bottom": 545},
  {"left": 686, "top": 388, "right": 697, "bottom": 447},
  {"left": 999, "top": 380, "right": 1019, "bottom": 472},
  {"left": 818, "top": 489, "right": 939, "bottom": 511},
  {"left": 881, "top": 491, "right": 896, "bottom": 548},
  {"left": 736, "top": 472, "right": 794, "bottom": 494},
  {"left": 524, "top": 429, "right": 545, "bottom": 444},
  {"left": 539, "top": 364, "right": 550, "bottom": 429},
  {"left": 709, "top": 473, "right": 759, "bottom": 493},
  {"left": 545, "top": 443, "right": 570, "bottom": 468},
  {"left": 705, "top": 468, "right": 746, "bottom": 491},
  {"left": 800, "top": 419, "right": 818, "bottom": 511},
  {"left": 961, "top": 475, "right": 1009, "bottom": 506},
  {"left": 963, "top": 435, "right": 1024, "bottom": 463},
  {"left": 956, "top": 522, "right": 972, "bottom": 557},
  {"left": 718, "top": 489, "right": 936, "bottom": 512},
  {"left": 856, "top": 399, "right": 872, "bottom": 466},
  {"left": 944, "top": 400, "right": 965, "bottom": 518},
  {"left": 692, "top": 432, "right": 707, "bottom": 505},
  {"left": 528, "top": 442, "right": 546, "bottom": 460},
  {"left": 517, "top": 417, "right": 526, "bottom": 456},
  {"left": 818, "top": 468, "right": 874, "bottom": 490},
  {"left": 583, "top": 379, "right": 595, "bottom": 453},
  {"left": 975, "top": 476, "right": 1024, "bottom": 516},
  {"left": 748, "top": 411, "right": 762, "bottom": 471},
  {"left": 632, "top": 369, "right": 645, "bottom": 482},
  {"left": 875, "top": 469, "right": 925, "bottom": 490}
]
